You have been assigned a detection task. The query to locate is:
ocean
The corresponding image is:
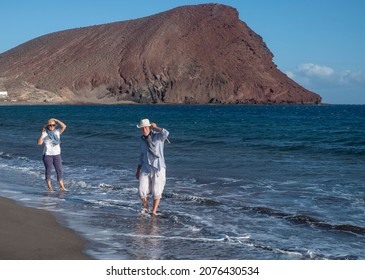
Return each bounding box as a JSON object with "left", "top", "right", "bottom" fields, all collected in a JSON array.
[{"left": 0, "top": 104, "right": 364, "bottom": 260}]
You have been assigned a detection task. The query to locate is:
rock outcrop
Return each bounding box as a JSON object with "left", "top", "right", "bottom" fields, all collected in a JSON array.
[{"left": 0, "top": 4, "right": 321, "bottom": 104}]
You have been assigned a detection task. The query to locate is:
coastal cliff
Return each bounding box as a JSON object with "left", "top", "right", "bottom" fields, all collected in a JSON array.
[{"left": 0, "top": 4, "right": 321, "bottom": 104}]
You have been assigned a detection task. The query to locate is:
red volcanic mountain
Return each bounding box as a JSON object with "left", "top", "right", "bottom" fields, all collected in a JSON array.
[{"left": 0, "top": 4, "right": 321, "bottom": 104}]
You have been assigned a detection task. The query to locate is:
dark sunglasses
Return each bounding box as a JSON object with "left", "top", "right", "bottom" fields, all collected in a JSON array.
[{"left": 47, "top": 124, "right": 56, "bottom": 127}]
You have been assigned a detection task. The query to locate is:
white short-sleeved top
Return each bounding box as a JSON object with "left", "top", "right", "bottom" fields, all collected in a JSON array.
[{"left": 40, "top": 129, "right": 61, "bottom": 155}]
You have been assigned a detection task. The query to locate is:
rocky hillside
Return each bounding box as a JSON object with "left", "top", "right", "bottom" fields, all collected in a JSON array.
[{"left": 0, "top": 4, "right": 321, "bottom": 104}]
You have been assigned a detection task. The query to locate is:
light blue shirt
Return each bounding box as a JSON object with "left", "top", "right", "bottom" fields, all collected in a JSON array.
[{"left": 139, "top": 128, "right": 169, "bottom": 173}]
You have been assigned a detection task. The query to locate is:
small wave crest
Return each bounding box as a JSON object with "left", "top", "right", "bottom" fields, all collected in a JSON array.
[
  {"left": 0, "top": 151, "right": 13, "bottom": 159},
  {"left": 242, "top": 205, "right": 365, "bottom": 236},
  {"left": 164, "top": 192, "right": 220, "bottom": 205}
]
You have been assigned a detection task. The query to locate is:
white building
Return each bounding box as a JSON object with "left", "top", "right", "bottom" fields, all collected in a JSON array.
[{"left": 0, "top": 91, "right": 8, "bottom": 98}]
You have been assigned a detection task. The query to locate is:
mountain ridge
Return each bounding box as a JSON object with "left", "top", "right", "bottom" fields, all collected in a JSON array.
[{"left": 0, "top": 4, "right": 321, "bottom": 104}]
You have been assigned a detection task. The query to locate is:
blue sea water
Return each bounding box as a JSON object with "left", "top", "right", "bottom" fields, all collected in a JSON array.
[{"left": 0, "top": 104, "right": 364, "bottom": 260}]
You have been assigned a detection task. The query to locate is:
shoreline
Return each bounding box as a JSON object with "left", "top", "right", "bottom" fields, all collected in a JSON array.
[
  {"left": 0, "top": 100, "right": 138, "bottom": 106},
  {"left": 0, "top": 101, "right": 333, "bottom": 107},
  {"left": 0, "top": 195, "right": 93, "bottom": 260}
]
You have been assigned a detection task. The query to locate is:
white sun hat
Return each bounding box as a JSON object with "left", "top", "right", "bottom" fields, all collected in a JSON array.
[{"left": 137, "top": 119, "right": 151, "bottom": 128}]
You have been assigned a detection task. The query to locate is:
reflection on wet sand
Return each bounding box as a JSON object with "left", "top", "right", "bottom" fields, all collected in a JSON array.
[{"left": 133, "top": 215, "right": 163, "bottom": 259}]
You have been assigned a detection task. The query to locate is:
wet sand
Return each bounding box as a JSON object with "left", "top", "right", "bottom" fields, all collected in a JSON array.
[{"left": 0, "top": 196, "right": 92, "bottom": 260}]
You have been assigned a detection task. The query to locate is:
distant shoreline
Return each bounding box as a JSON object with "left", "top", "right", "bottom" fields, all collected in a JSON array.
[
  {"left": 0, "top": 100, "right": 137, "bottom": 106},
  {"left": 0, "top": 101, "right": 333, "bottom": 106}
]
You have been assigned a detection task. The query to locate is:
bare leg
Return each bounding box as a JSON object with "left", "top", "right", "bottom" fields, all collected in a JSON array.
[
  {"left": 152, "top": 198, "right": 161, "bottom": 216},
  {"left": 46, "top": 180, "right": 53, "bottom": 191},
  {"left": 141, "top": 197, "right": 149, "bottom": 211},
  {"left": 59, "top": 180, "right": 68, "bottom": 191}
]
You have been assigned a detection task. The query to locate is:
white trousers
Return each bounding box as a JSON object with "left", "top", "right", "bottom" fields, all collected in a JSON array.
[{"left": 138, "top": 168, "right": 166, "bottom": 200}]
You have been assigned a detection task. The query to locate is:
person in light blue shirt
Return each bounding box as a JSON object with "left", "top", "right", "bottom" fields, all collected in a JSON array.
[{"left": 135, "top": 119, "right": 169, "bottom": 215}]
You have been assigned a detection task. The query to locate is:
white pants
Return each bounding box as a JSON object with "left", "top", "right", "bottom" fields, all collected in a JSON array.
[{"left": 139, "top": 168, "right": 166, "bottom": 200}]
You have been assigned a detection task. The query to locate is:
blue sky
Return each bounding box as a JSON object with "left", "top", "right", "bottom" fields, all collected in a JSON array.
[{"left": 1, "top": 0, "right": 364, "bottom": 104}]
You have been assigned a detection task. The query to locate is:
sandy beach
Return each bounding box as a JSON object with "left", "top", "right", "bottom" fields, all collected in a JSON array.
[{"left": 0, "top": 196, "right": 92, "bottom": 260}]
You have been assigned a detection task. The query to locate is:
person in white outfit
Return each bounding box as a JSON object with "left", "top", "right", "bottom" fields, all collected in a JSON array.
[{"left": 135, "top": 119, "right": 169, "bottom": 215}]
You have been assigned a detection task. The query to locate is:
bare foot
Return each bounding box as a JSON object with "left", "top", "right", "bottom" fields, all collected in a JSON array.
[
  {"left": 47, "top": 181, "right": 53, "bottom": 191},
  {"left": 59, "top": 180, "right": 68, "bottom": 191},
  {"left": 140, "top": 208, "right": 150, "bottom": 214}
]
